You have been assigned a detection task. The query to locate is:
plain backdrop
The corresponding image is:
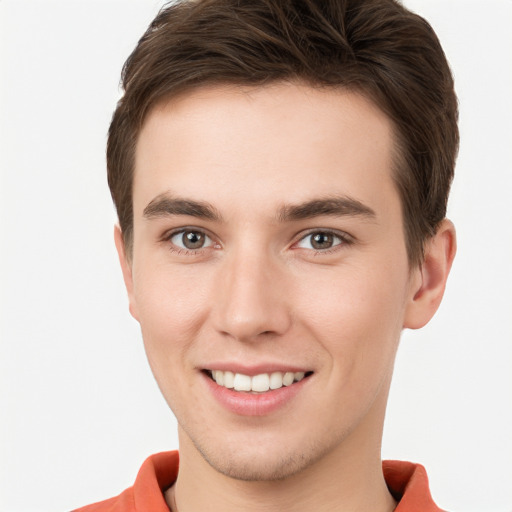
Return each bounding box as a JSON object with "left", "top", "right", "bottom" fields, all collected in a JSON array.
[{"left": 1, "top": 1, "right": 511, "bottom": 511}]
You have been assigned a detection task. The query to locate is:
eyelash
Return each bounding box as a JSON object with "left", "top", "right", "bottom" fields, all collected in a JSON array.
[
  {"left": 160, "top": 227, "right": 217, "bottom": 256},
  {"left": 160, "top": 227, "right": 354, "bottom": 255},
  {"left": 292, "top": 229, "right": 354, "bottom": 255}
]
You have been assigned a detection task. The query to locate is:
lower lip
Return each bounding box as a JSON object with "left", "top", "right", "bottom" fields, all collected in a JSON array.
[{"left": 202, "top": 373, "right": 309, "bottom": 416}]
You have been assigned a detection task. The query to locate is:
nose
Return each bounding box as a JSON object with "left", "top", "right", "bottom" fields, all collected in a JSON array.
[{"left": 212, "top": 249, "right": 292, "bottom": 342}]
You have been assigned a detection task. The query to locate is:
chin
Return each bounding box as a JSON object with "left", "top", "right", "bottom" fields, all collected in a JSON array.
[
  {"left": 203, "top": 449, "right": 312, "bottom": 482},
  {"left": 190, "top": 431, "right": 336, "bottom": 482}
]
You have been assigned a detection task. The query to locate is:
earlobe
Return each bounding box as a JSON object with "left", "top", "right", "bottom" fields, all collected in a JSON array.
[
  {"left": 403, "top": 219, "right": 457, "bottom": 330},
  {"left": 114, "top": 225, "right": 139, "bottom": 322}
]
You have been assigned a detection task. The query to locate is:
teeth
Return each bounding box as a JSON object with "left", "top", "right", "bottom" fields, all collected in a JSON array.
[
  {"left": 223, "top": 371, "right": 235, "bottom": 389},
  {"left": 233, "top": 373, "right": 252, "bottom": 391},
  {"left": 251, "top": 373, "right": 270, "bottom": 392},
  {"left": 269, "top": 372, "right": 283, "bottom": 390},
  {"left": 282, "top": 372, "right": 294, "bottom": 386},
  {"left": 211, "top": 370, "right": 308, "bottom": 392},
  {"left": 213, "top": 370, "right": 224, "bottom": 386}
]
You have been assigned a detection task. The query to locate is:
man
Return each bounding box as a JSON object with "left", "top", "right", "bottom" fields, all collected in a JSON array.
[{"left": 75, "top": 0, "right": 458, "bottom": 510}]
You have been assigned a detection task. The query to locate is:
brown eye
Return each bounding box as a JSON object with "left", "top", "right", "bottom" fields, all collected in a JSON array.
[
  {"left": 182, "top": 231, "right": 205, "bottom": 249},
  {"left": 296, "top": 231, "right": 346, "bottom": 251},
  {"left": 310, "top": 232, "right": 334, "bottom": 250},
  {"left": 170, "top": 230, "right": 213, "bottom": 250}
]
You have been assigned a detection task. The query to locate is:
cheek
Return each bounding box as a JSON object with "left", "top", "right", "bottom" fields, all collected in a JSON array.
[
  {"left": 132, "top": 262, "right": 212, "bottom": 371},
  {"left": 294, "top": 262, "right": 408, "bottom": 376}
]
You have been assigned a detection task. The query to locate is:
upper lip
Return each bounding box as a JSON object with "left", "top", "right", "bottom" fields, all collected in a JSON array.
[{"left": 201, "top": 362, "right": 312, "bottom": 376}]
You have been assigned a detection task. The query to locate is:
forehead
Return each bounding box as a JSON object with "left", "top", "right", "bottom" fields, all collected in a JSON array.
[{"left": 133, "top": 82, "right": 397, "bottom": 219}]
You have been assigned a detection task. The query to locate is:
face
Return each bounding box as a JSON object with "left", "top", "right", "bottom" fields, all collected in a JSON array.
[{"left": 121, "top": 83, "right": 424, "bottom": 481}]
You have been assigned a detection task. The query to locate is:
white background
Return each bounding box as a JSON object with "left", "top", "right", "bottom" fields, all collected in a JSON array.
[{"left": 1, "top": 1, "right": 511, "bottom": 511}]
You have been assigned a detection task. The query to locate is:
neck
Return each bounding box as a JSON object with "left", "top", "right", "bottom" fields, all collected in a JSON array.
[
  {"left": 167, "top": 444, "right": 396, "bottom": 512},
  {"left": 165, "top": 392, "right": 396, "bottom": 512}
]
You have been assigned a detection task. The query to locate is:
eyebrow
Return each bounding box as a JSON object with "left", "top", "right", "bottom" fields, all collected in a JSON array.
[
  {"left": 142, "top": 193, "right": 376, "bottom": 223},
  {"left": 143, "top": 194, "right": 222, "bottom": 222},
  {"left": 277, "top": 196, "right": 376, "bottom": 222}
]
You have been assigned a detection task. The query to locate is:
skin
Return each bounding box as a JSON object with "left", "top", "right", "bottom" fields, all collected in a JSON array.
[{"left": 116, "top": 82, "right": 456, "bottom": 512}]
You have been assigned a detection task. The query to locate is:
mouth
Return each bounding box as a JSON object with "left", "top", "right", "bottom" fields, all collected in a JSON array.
[{"left": 205, "top": 369, "right": 313, "bottom": 393}]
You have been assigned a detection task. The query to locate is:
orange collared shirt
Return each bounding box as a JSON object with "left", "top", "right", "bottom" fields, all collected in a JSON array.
[{"left": 73, "top": 451, "right": 444, "bottom": 512}]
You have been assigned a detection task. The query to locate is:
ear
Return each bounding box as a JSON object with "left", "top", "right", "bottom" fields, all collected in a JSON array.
[
  {"left": 114, "top": 225, "right": 140, "bottom": 322},
  {"left": 403, "top": 219, "right": 457, "bottom": 329}
]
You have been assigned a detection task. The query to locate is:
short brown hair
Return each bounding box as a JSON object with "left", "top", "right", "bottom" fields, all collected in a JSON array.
[{"left": 107, "top": 0, "right": 458, "bottom": 266}]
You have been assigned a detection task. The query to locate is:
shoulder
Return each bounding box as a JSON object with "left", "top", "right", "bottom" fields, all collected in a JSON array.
[
  {"left": 72, "top": 490, "right": 134, "bottom": 512},
  {"left": 72, "top": 451, "right": 179, "bottom": 512}
]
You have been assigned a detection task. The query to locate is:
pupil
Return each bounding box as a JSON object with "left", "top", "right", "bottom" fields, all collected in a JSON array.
[
  {"left": 312, "top": 233, "right": 332, "bottom": 249},
  {"left": 183, "top": 231, "right": 204, "bottom": 249}
]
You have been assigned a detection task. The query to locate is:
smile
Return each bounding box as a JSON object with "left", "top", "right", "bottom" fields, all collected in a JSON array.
[{"left": 207, "top": 370, "right": 311, "bottom": 393}]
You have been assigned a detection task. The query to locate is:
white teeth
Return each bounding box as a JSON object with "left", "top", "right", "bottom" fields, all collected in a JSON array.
[
  {"left": 282, "top": 372, "right": 294, "bottom": 386},
  {"left": 211, "top": 370, "right": 308, "bottom": 392},
  {"left": 269, "top": 372, "right": 283, "bottom": 390},
  {"left": 214, "top": 370, "right": 224, "bottom": 386},
  {"left": 233, "top": 373, "right": 252, "bottom": 391},
  {"left": 251, "top": 373, "right": 270, "bottom": 392},
  {"left": 223, "top": 371, "right": 235, "bottom": 389}
]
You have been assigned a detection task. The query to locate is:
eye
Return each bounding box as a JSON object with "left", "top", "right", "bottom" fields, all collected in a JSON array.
[
  {"left": 169, "top": 229, "right": 214, "bottom": 250},
  {"left": 296, "top": 231, "right": 347, "bottom": 251}
]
